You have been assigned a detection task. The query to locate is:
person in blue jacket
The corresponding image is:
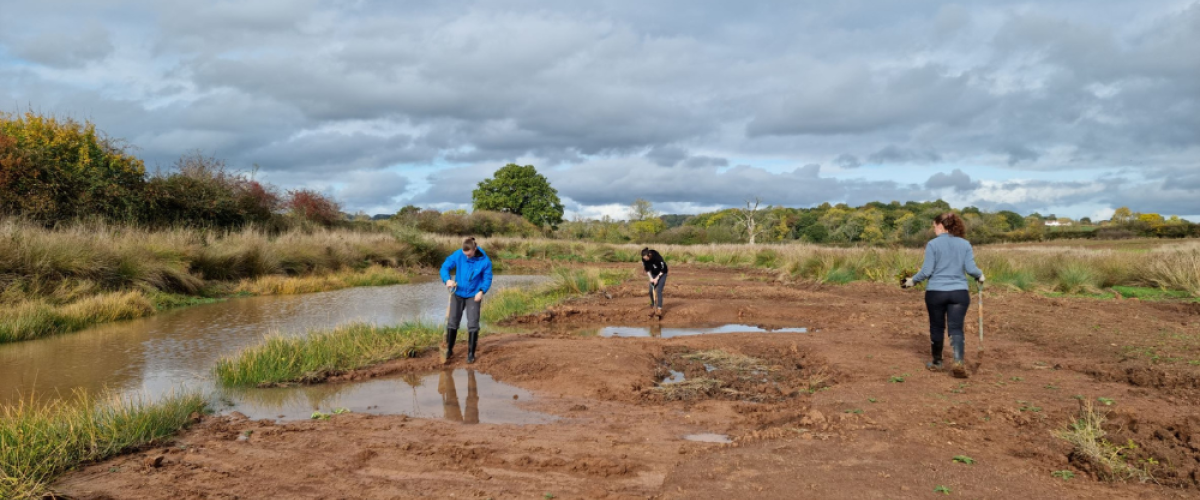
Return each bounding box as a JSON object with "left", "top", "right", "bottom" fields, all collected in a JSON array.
[
  {"left": 904, "top": 213, "right": 985, "bottom": 378},
  {"left": 439, "top": 237, "right": 493, "bottom": 364}
]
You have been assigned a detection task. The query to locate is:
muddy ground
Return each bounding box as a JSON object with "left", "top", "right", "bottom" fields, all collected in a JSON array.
[{"left": 57, "top": 265, "right": 1200, "bottom": 499}]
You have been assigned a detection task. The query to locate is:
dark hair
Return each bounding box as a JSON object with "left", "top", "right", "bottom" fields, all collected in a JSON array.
[
  {"left": 934, "top": 213, "right": 966, "bottom": 238},
  {"left": 641, "top": 247, "right": 653, "bottom": 258},
  {"left": 462, "top": 237, "right": 477, "bottom": 252}
]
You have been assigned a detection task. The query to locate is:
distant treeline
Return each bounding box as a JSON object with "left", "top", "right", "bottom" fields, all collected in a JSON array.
[
  {"left": 0, "top": 112, "right": 343, "bottom": 229},
  {"left": 403, "top": 200, "right": 1198, "bottom": 246}
]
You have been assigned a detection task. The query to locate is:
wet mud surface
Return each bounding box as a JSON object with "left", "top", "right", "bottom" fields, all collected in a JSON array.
[{"left": 56, "top": 265, "right": 1200, "bottom": 499}]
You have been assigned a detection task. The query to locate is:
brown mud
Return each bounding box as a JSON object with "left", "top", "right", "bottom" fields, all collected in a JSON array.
[{"left": 56, "top": 265, "right": 1200, "bottom": 499}]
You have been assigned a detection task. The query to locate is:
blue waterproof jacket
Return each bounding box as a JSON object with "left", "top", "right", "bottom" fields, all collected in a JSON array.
[
  {"left": 912, "top": 233, "right": 983, "bottom": 291},
  {"left": 440, "top": 248, "right": 493, "bottom": 298}
]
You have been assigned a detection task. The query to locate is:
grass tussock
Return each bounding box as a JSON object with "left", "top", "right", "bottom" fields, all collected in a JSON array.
[
  {"left": 481, "top": 267, "right": 630, "bottom": 324},
  {"left": 213, "top": 322, "right": 443, "bottom": 387},
  {"left": 0, "top": 291, "right": 155, "bottom": 343},
  {"left": 234, "top": 265, "right": 410, "bottom": 295},
  {"left": 0, "top": 390, "right": 208, "bottom": 499},
  {"left": 682, "top": 350, "right": 772, "bottom": 372},
  {"left": 1053, "top": 401, "right": 1154, "bottom": 483}
]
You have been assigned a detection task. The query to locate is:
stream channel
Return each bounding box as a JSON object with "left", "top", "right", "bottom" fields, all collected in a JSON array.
[{"left": 0, "top": 275, "right": 548, "bottom": 422}]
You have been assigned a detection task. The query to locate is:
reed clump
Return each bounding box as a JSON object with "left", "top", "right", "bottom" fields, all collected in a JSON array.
[
  {"left": 0, "top": 390, "right": 208, "bottom": 499},
  {"left": 481, "top": 267, "right": 630, "bottom": 324},
  {"left": 213, "top": 322, "right": 443, "bottom": 387}
]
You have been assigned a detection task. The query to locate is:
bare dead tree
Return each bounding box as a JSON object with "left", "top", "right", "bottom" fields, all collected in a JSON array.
[{"left": 732, "top": 197, "right": 775, "bottom": 244}]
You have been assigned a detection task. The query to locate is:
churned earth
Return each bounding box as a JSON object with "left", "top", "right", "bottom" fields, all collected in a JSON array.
[{"left": 56, "top": 265, "right": 1200, "bottom": 499}]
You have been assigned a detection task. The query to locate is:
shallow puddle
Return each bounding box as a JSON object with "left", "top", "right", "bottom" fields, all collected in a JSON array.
[
  {"left": 662, "top": 370, "right": 687, "bottom": 384},
  {"left": 599, "top": 324, "right": 807, "bottom": 338},
  {"left": 222, "top": 369, "right": 555, "bottom": 424},
  {"left": 683, "top": 433, "right": 732, "bottom": 444}
]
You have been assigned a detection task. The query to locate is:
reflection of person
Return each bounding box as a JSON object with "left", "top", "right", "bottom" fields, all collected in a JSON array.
[
  {"left": 465, "top": 369, "right": 479, "bottom": 424},
  {"left": 641, "top": 247, "right": 668, "bottom": 319},
  {"left": 649, "top": 324, "right": 663, "bottom": 338},
  {"left": 905, "top": 213, "right": 985, "bottom": 378},
  {"left": 440, "top": 237, "right": 493, "bottom": 364},
  {"left": 438, "top": 369, "right": 462, "bottom": 422},
  {"left": 437, "top": 369, "right": 480, "bottom": 424}
]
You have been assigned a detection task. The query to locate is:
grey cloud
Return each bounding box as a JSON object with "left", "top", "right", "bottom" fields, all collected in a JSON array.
[
  {"left": 868, "top": 145, "right": 942, "bottom": 165},
  {"left": 925, "top": 169, "right": 979, "bottom": 192},
  {"left": 8, "top": 25, "right": 113, "bottom": 68},
  {"left": 834, "top": 154, "right": 862, "bottom": 169},
  {"left": 336, "top": 170, "right": 410, "bottom": 209}
]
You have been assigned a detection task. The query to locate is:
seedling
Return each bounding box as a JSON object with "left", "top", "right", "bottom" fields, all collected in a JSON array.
[
  {"left": 1051, "top": 470, "right": 1075, "bottom": 480},
  {"left": 1018, "top": 401, "right": 1042, "bottom": 413},
  {"left": 1097, "top": 397, "right": 1115, "bottom": 406},
  {"left": 934, "top": 485, "right": 952, "bottom": 494},
  {"left": 845, "top": 409, "right": 864, "bottom": 414},
  {"left": 953, "top": 455, "right": 975, "bottom": 465},
  {"left": 311, "top": 411, "right": 330, "bottom": 420},
  {"left": 544, "top": 494, "right": 556, "bottom": 499},
  {"left": 867, "top": 397, "right": 878, "bottom": 403},
  {"left": 889, "top": 375, "right": 906, "bottom": 383},
  {"left": 242, "top": 430, "right": 254, "bottom": 437},
  {"left": 1010, "top": 376, "right": 1023, "bottom": 382},
  {"left": 1044, "top": 384, "right": 1058, "bottom": 390},
  {"left": 333, "top": 407, "right": 351, "bottom": 414}
]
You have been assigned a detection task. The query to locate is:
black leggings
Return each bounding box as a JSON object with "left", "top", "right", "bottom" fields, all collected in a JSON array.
[{"left": 925, "top": 290, "right": 970, "bottom": 358}]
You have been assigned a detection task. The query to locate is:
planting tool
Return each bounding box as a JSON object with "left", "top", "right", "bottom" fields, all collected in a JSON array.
[
  {"left": 972, "top": 280, "right": 984, "bottom": 374},
  {"left": 441, "top": 286, "right": 456, "bottom": 364}
]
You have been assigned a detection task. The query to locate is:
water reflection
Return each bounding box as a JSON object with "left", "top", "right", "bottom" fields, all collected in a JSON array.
[
  {"left": 0, "top": 276, "right": 546, "bottom": 406},
  {"left": 223, "top": 369, "right": 552, "bottom": 424}
]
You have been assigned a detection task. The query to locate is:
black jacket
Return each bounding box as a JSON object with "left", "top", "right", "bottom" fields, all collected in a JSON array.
[{"left": 642, "top": 250, "right": 668, "bottom": 278}]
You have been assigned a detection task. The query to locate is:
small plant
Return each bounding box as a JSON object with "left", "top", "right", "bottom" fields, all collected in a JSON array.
[
  {"left": 311, "top": 411, "right": 330, "bottom": 421},
  {"left": 1054, "top": 401, "right": 1151, "bottom": 482},
  {"left": 1044, "top": 384, "right": 1059, "bottom": 390},
  {"left": 1097, "top": 397, "right": 1115, "bottom": 406},
  {"left": 1052, "top": 470, "right": 1075, "bottom": 480},
  {"left": 934, "top": 485, "right": 952, "bottom": 494},
  {"left": 544, "top": 494, "right": 556, "bottom": 499},
  {"left": 868, "top": 397, "right": 878, "bottom": 403},
  {"left": 889, "top": 375, "right": 906, "bottom": 383},
  {"left": 241, "top": 430, "right": 253, "bottom": 437},
  {"left": 1010, "top": 376, "right": 1023, "bottom": 382},
  {"left": 953, "top": 455, "right": 975, "bottom": 465},
  {"left": 1018, "top": 402, "right": 1043, "bottom": 413},
  {"left": 844, "top": 409, "right": 864, "bottom": 414},
  {"left": 333, "top": 407, "right": 351, "bottom": 414}
]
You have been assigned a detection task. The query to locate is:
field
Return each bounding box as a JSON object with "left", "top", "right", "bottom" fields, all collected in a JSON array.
[{"left": 52, "top": 263, "right": 1200, "bottom": 499}]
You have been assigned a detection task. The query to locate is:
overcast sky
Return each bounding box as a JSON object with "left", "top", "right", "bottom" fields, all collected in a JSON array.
[{"left": 2, "top": 1, "right": 1197, "bottom": 220}]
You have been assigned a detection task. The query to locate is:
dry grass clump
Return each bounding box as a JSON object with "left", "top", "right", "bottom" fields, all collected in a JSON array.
[
  {"left": 653, "top": 377, "right": 723, "bottom": 401},
  {"left": 1053, "top": 401, "right": 1154, "bottom": 483},
  {"left": 682, "top": 350, "right": 772, "bottom": 372}
]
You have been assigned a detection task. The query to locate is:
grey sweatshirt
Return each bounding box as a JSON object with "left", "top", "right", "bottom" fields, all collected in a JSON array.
[{"left": 912, "top": 233, "right": 983, "bottom": 292}]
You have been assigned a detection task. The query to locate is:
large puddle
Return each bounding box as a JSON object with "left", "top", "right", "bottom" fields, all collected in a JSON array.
[
  {"left": 226, "top": 369, "right": 554, "bottom": 424},
  {"left": 0, "top": 275, "right": 546, "bottom": 408},
  {"left": 598, "top": 324, "right": 808, "bottom": 338}
]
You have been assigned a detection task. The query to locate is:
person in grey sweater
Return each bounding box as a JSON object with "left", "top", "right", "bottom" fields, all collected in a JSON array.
[{"left": 904, "top": 213, "right": 985, "bottom": 377}]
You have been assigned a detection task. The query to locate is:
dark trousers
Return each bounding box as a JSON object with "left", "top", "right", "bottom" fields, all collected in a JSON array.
[
  {"left": 925, "top": 289, "right": 970, "bottom": 362},
  {"left": 446, "top": 295, "right": 480, "bottom": 351},
  {"left": 648, "top": 274, "right": 667, "bottom": 308}
]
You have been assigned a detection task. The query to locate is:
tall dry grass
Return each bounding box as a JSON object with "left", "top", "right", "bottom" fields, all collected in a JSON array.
[
  {"left": 0, "top": 219, "right": 440, "bottom": 342},
  {"left": 450, "top": 236, "right": 1199, "bottom": 296}
]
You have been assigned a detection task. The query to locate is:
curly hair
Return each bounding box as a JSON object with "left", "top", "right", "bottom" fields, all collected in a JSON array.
[{"left": 934, "top": 213, "right": 967, "bottom": 238}]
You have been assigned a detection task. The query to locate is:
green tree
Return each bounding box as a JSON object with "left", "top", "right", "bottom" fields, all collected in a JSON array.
[
  {"left": 472, "top": 164, "right": 564, "bottom": 228},
  {"left": 628, "top": 198, "right": 658, "bottom": 221},
  {"left": 1111, "top": 207, "right": 1133, "bottom": 223}
]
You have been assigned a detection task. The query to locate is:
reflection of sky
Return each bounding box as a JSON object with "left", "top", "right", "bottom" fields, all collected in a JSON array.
[
  {"left": 600, "top": 324, "right": 808, "bottom": 338},
  {"left": 0, "top": 276, "right": 546, "bottom": 407}
]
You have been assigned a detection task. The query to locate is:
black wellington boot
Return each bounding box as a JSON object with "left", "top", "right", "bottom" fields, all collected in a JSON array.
[
  {"left": 467, "top": 330, "right": 479, "bottom": 364},
  {"left": 441, "top": 328, "right": 457, "bottom": 364},
  {"left": 927, "top": 339, "right": 944, "bottom": 371}
]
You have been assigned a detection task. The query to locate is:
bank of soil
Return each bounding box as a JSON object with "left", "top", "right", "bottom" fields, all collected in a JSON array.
[{"left": 56, "top": 265, "right": 1200, "bottom": 499}]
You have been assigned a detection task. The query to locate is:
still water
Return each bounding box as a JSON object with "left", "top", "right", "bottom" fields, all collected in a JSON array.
[{"left": 0, "top": 276, "right": 546, "bottom": 409}]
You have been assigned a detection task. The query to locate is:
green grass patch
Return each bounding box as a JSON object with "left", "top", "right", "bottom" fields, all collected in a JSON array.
[
  {"left": 213, "top": 322, "right": 442, "bottom": 387},
  {"left": 0, "top": 390, "right": 208, "bottom": 499},
  {"left": 1111, "top": 286, "right": 1193, "bottom": 301},
  {"left": 482, "top": 267, "right": 630, "bottom": 324},
  {"left": 1054, "top": 401, "right": 1152, "bottom": 482}
]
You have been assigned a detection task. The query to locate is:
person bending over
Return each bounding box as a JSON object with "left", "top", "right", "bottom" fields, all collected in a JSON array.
[
  {"left": 642, "top": 247, "right": 668, "bottom": 319},
  {"left": 440, "top": 237, "right": 493, "bottom": 364},
  {"left": 904, "top": 213, "right": 984, "bottom": 378}
]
